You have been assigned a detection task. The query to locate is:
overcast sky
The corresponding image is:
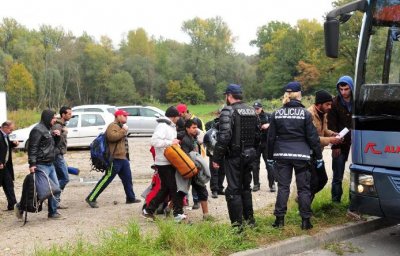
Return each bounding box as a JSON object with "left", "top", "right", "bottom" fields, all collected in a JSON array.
[{"left": 1, "top": 0, "right": 335, "bottom": 55}]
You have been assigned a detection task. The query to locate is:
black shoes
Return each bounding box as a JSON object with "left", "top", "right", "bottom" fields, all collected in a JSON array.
[
  {"left": 217, "top": 190, "right": 225, "bottom": 195},
  {"left": 301, "top": 218, "right": 313, "bottom": 230},
  {"left": 272, "top": 216, "right": 285, "bottom": 228},
  {"left": 211, "top": 191, "right": 218, "bottom": 198},
  {"left": 192, "top": 202, "right": 200, "bottom": 210},
  {"left": 126, "top": 198, "right": 142, "bottom": 204},
  {"left": 252, "top": 184, "right": 260, "bottom": 192}
]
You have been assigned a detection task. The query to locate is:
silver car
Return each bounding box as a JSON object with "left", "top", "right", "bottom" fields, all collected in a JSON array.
[
  {"left": 117, "top": 106, "right": 165, "bottom": 135},
  {"left": 9, "top": 112, "right": 110, "bottom": 150}
]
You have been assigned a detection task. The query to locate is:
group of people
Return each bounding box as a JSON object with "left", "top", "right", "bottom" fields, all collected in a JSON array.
[
  {"left": 140, "top": 76, "right": 354, "bottom": 230},
  {"left": 0, "top": 107, "right": 74, "bottom": 219},
  {"left": 0, "top": 76, "right": 354, "bottom": 230}
]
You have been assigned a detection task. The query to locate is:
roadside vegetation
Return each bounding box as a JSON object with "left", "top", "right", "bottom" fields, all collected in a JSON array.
[{"left": 35, "top": 183, "right": 351, "bottom": 256}]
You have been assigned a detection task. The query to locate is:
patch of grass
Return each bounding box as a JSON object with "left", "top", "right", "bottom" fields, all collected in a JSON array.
[
  {"left": 35, "top": 183, "right": 352, "bottom": 256},
  {"left": 324, "top": 241, "right": 363, "bottom": 255},
  {"left": 8, "top": 109, "right": 40, "bottom": 129}
]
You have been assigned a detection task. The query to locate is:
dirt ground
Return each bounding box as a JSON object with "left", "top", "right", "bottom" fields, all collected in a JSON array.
[{"left": 0, "top": 137, "right": 337, "bottom": 256}]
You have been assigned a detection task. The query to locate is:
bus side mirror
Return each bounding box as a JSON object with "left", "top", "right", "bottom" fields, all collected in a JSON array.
[{"left": 324, "top": 19, "right": 340, "bottom": 58}]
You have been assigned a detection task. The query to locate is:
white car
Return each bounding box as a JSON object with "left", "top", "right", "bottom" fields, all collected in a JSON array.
[
  {"left": 9, "top": 112, "right": 111, "bottom": 150},
  {"left": 72, "top": 104, "right": 116, "bottom": 124},
  {"left": 117, "top": 105, "right": 165, "bottom": 135}
]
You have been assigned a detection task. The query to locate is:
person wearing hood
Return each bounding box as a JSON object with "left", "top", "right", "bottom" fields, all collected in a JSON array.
[
  {"left": 142, "top": 106, "right": 186, "bottom": 222},
  {"left": 23, "top": 109, "right": 62, "bottom": 219},
  {"left": 328, "top": 76, "right": 353, "bottom": 204},
  {"left": 267, "top": 82, "right": 322, "bottom": 230}
]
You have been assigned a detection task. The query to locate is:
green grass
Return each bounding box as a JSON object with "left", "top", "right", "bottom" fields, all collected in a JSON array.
[
  {"left": 35, "top": 183, "right": 351, "bottom": 256},
  {"left": 8, "top": 109, "right": 41, "bottom": 129}
]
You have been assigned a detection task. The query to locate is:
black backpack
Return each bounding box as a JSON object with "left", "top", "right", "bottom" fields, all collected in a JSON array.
[{"left": 18, "top": 173, "right": 42, "bottom": 225}]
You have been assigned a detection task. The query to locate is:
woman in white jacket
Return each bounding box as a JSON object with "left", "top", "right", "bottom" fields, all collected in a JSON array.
[{"left": 142, "top": 106, "right": 187, "bottom": 222}]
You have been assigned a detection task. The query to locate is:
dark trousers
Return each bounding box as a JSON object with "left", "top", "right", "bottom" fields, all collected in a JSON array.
[
  {"left": 274, "top": 159, "right": 312, "bottom": 218},
  {"left": 224, "top": 149, "right": 255, "bottom": 225},
  {"left": 252, "top": 144, "right": 275, "bottom": 187},
  {"left": 310, "top": 157, "right": 328, "bottom": 200},
  {"left": 87, "top": 159, "right": 136, "bottom": 202},
  {"left": 0, "top": 167, "right": 16, "bottom": 210},
  {"left": 209, "top": 158, "right": 225, "bottom": 193},
  {"left": 146, "top": 165, "right": 184, "bottom": 216},
  {"left": 331, "top": 149, "right": 350, "bottom": 202}
]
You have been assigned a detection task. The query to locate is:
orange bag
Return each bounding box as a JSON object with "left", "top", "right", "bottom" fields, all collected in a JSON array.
[{"left": 164, "top": 144, "right": 198, "bottom": 179}]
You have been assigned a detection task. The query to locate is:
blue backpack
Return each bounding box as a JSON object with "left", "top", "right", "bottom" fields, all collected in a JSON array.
[{"left": 90, "top": 133, "right": 113, "bottom": 172}]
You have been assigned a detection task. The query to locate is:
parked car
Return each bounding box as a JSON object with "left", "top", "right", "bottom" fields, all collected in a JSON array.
[
  {"left": 117, "top": 105, "right": 165, "bottom": 135},
  {"left": 9, "top": 112, "right": 111, "bottom": 150},
  {"left": 72, "top": 104, "right": 116, "bottom": 124}
]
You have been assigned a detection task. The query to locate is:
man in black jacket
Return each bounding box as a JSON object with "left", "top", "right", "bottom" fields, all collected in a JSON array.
[
  {"left": 25, "top": 109, "right": 62, "bottom": 219},
  {"left": 205, "top": 109, "right": 225, "bottom": 198},
  {"left": 251, "top": 102, "right": 275, "bottom": 192},
  {"left": 0, "top": 121, "right": 19, "bottom": 210},
  {"left": 212, "top": 84, "right": 259, "bottom": 229}
]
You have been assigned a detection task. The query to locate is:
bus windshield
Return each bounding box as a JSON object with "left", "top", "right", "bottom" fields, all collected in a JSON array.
[{"left": 357, "top": 25, "right": 400, "bottom": 120}]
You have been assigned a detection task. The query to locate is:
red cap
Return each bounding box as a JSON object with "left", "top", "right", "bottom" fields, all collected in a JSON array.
[
  {"left": 176, "top": 104, "right": 187, "bottom": 114},
  {"left": 114, "top": 109, "right": 129, "bottom": 117}
]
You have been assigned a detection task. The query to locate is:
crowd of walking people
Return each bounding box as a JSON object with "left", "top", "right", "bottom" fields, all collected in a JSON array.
[{"left": 0, "top": 76, "right": 358, "bottom": 231}]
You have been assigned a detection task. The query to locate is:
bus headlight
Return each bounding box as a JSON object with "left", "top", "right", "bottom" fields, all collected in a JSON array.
[{"left": 350, "top": 173, "right": 377, "bottom": 196}]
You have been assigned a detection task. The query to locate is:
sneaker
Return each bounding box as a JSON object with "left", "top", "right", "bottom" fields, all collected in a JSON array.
[
  {"left": 85, "top": 198, "right": 99, "bottom": 208},
  {"left": 252, "top": 184, "right": 260, "bottom": 192},
  {"left": 217, "top": 190, "right": 225, "bottom": 195},
  {"left": 48, "top": 212, "right": 65, "bottom": 220},
  {"left": 142, "top": 209, "right": 155, "bottom": 221},
  {"left": 57, "top": 203, "right": 69, "bottom": 209},
  {"left": 174, "top": 213, "right": 187, "bottom": 223},
  {"left": 270, "top": 184, "right": 276, "bottom": 192},
  {"left": 14, "top": 203, "right": 23, "bottom": 219},
  {"left": 211, "top": 191, "right": 218, "bottom": 199},
  {"left": 192, "top": 202, "right": 200, "bottom": 210},
  {"left": 126, "top": 198, "right": 142, "bottom": 204}
]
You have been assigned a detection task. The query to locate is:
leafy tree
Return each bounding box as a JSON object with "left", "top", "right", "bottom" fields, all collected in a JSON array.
[
  {"left": 5, "top": 62, "right": 35, "bottom": 109},
  {"left": 166, "top": 74, "right": 205, "bottom": 104},
  {"left": 182, "top": 16, "right": 235, "bottom": 101},
  {"left": 106, "top": 71, "right": 139, "bottom": 105},
  {"left": 295, "top": 61, "right": 320, "bottom": 93}
]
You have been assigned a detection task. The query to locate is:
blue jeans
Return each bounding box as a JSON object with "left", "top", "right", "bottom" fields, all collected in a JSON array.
[
  {"left": 54, "top": 154, "right": 69, "bottom": 190},
  {"left": 37, "top": 164, "right": 61, "bottom": 215},
  {"left": 87, "top": 159, "right": 136, "bottom": 202},
  {"left": 331, "top": 151, "right": 349, "bottom": 202}
]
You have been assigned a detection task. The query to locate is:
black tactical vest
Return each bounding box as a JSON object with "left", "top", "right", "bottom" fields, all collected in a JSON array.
[{"left": 231, "top": 103, "right": 257, "bottom": 152}]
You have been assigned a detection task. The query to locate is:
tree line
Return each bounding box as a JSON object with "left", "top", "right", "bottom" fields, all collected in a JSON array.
[{"left": 0, "top": 0, "right": 359, "bottom": 110}]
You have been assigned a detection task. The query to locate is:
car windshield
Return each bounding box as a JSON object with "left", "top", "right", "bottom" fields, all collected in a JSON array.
[{"left": 107, "top": 107, "right": 116, "bottom": 114}]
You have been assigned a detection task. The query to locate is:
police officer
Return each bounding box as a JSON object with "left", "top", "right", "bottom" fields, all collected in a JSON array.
[
  {"left": 251, "top": 101, "right": 275, "bottom": 192},
  {"left": 267, "top": 82, "right": 322, "bottom": 230},
  {"left": 212, "top": 84, "right": 259, "bottom": 229}
]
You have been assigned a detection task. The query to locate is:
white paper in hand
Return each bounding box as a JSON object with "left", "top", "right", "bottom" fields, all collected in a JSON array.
[{"left": 336, "top": 127, "right": 349, "bottom": 139}]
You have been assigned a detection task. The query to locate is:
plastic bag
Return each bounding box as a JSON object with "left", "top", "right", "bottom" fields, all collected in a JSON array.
[{"left": 35, "top": 168, "right": 61, "bottom": 202}]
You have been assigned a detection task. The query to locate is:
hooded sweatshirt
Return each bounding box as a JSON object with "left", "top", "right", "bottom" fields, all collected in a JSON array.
[
  {"left": 328, "top": 76, "right": 354, "bottom": 151},
  {"left": 150, "top": 117, "right": 177, "bottom": 165}
]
